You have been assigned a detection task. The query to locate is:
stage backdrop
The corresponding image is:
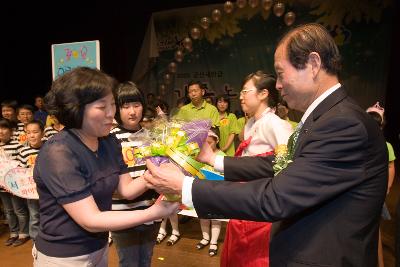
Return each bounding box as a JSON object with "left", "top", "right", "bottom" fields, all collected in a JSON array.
[{"left": 132, "top": 0, "right": 394, "bottom": 117}]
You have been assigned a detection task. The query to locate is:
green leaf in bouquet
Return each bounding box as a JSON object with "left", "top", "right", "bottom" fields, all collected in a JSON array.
[
  {"left": 186, "top": 142, "right": 200, "bottom": 157},
  {"left": 133, "top": 146, "right": 152, "bottom": 158},
  {"left": 173, "top": 130, "right": 187, "bottom": 148},
  {"left": 175, "top": 145, "right": 189, "bottom": 155},
  {"left": 150, "top": 142, "right": 167, "bottom": 156}
]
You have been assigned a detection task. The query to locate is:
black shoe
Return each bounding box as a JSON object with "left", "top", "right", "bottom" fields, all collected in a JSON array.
[
  {"left": 196, "top": 238, "right": 210, "bottom": 250},
  {"left": 156, "top": 232, "right": 167, "bottom": 244},
  {"left": 12, "top": 237, "right": 30, "bottom": 247},
  {"left": 4, "top": 236, "right": 18, "bottom": 246},
  {"left": 166, "top": 234, "right": 180, "bottom": 246},
  {"left": 209, "top": 243, "right": 218, "bottom": 257}
]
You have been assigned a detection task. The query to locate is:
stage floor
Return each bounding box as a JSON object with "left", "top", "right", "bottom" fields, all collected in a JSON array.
[{"left": 0, "top": 177, "right": 398, "bottom": 267}]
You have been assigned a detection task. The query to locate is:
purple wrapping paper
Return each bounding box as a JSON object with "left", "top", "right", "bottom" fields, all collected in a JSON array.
[{"left": 147, "top": 119, "right": 211, "bottom": 176}]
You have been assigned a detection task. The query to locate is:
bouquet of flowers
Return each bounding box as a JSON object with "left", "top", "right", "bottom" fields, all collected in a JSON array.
[{"left": 130, "top": 118, "right": 212, "bottom": 200}]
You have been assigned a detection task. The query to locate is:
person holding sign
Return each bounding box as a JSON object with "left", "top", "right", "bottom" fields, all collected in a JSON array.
[
  {"left": 0, "top": 118, "right": 30, "bottom": 247},
  {"left": 110, "top": 81, "right": 160, "bottom": 267},
  {"left": 33, "top": 67, "right": 179, "bottom": 266},
  {"left": 17, "top": 120, "right": 45, "bottom": 243}
]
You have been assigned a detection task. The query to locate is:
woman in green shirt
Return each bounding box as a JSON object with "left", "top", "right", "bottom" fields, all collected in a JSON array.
[
  {"left": 367, "top": 103, "right": 396, "bottom": 267},
  {"left": 215, "top": 95, "right": 238, "bottom": 156}
]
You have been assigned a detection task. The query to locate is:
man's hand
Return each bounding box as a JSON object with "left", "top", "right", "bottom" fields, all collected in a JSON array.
[
  {"left": 144, "top": 160, "right": 185, "bottom": 195},
  {"left": 196, "top": 141, "right": 217, "bottom": 166}
]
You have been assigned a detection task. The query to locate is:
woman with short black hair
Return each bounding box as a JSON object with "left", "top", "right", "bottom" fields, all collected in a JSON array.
[{"left": 33, "top": 67, "right": 178, "bottom": 266}]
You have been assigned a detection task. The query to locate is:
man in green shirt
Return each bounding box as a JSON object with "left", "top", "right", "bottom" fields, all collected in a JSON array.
[{"left": 173, "top": 81, "right": 220, "bottom": 127}]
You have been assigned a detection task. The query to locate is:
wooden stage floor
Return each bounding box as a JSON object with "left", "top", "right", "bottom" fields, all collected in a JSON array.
[{"left": 0, "top": 177, "right": 398, "bottom": 267}]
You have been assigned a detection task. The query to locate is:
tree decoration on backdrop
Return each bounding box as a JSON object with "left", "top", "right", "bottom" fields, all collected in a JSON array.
[{"left": 158, "top": 0, "right": 297, "bottom": 96}]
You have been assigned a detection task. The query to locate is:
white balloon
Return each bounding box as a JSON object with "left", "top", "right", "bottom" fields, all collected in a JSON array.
[
  {"left": 261, "top": 0, "right": 273, "bottom": 10},
  {"left": 249, "top": 0, "right": 259, "bottom": 8},
  {"left": 168, "top": 62, "right": 177, "bottom": 73},
  {"left": 273, "top": 2, "right": 285, "bottom": 17},
  {"left": 190, "top": 27, "right": 201, "bottom": 40},
  {"left": 284, "top": 11, "right": 296, "bottom": 26},
  {"left": 183, "top": 37, "right": 192, "bottom": 51},
  {"left": 236, "top": 0, "right": 247, "bottom": 9},
  {"left": 163, "top": 73, "right": 172, "bottom": 84},
  {"left": 211, "top": 9, "right": 222, "bottom": 23},
  {"left": 224, "top": 1, "right": 234, "bottom": 13},
  {"left": 200, "top": 17, "right": 210, "bottom": 29},
  {"left": 175, "top": 50, "right": 184, "bottom": 62}
]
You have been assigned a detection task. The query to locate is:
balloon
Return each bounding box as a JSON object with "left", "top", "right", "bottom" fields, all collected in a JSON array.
[
  {"left": 284, "top": 11, "right": 296, "bottom": 26},
  {"left": 261, "top": 0, "right": 273, "bottom": 10},
  {"left": 236, "top": 0, "right": 247, "bottom": 9},
  {"left": 163, "top": 73, "right": 172, "bottom": 84},
  {"left": 175, "top": 50, "right": 184, "bottom": 62},
  {"left": 159, "top": 84, "right": 166, "bottom": 95},
  {"left": 183, "top": 37, "right": 192, "bottom": 51},
  {"left": 273, "top": 2, "right": 285, "bottom": 17},
  {"left": 249, "top": 0, "right": 259, "bottom": 8},
  {"left": 211, "top": 9, "right": 222, "bottom": 23},
  {"left": 224, "top": 1, "right": 234, "bottom": 13},
  {"left": 190, "top": 27, "right": 201, "bottom": 40},
  {"left": 168, "top": 62, "right": 177, "bottom": 73},
  {"left": 200, "top": 17, "right": 210, "bottom": 29}
]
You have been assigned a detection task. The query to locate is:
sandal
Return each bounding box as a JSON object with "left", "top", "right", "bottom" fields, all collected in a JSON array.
[
  {"left": 166, "top": 234, "right": 180, "bottom": 246},
  {"left": 156, "top": 232, "right": 167, "bottom": 244},
  {"left": 196, "top": 238, "right": 210, "bottom": 250},
  {"left": 209, "top": 243, "right": 218, "bottom": 257}
]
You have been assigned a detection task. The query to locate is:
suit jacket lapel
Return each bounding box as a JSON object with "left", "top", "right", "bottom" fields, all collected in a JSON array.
[{"left": 293, "top": 87, "right": 347, "bottom": 159}]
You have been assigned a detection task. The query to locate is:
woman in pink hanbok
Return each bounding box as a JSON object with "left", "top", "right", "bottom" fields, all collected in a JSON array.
[{"left": 221, "top": 71, "right": 293, "bottom": 267}]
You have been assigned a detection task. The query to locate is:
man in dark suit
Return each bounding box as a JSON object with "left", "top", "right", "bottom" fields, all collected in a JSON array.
[{"left": 145, "top": 23, "right": 388, "bottom": 266}]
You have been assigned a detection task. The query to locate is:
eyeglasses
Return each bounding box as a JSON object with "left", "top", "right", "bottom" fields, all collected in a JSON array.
[{"left": 239, "top": 89, "right": 255, "bottom": 96}]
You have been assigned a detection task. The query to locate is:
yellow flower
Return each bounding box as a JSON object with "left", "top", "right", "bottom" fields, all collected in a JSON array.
[
  {"left": 273, "top": 144, "right": 292, "bottom": 176},
  {"left": 274, "top": 144, "right": 288, "bottom": 157}
]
